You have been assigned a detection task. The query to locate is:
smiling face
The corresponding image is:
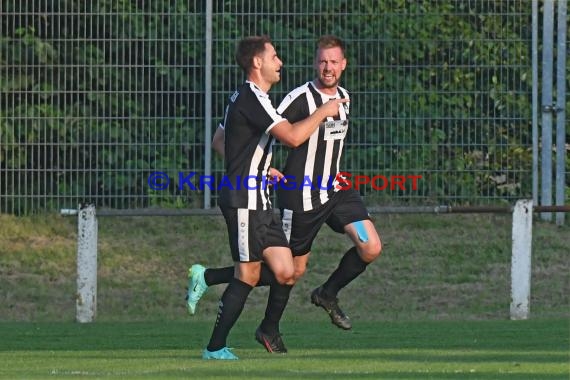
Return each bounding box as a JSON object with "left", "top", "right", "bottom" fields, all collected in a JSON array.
[
  {"left": 314, "top": 45, "right": 347, "bottom": 93},
  {"left": 236, "top": 36, "right": 283, "bottom": 92}
]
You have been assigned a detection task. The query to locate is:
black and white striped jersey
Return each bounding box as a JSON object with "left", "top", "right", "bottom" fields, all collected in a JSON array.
[
  {"left": 219, "top": 81, "right": 286, "bottom": 210},
  {"left": 276, "top": 81, "right": 350, "bottom": 212}
]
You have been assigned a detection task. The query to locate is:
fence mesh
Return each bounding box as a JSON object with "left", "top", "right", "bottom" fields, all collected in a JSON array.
[{"left": 0, "top": 1, "right": 542, "bottom": 214}]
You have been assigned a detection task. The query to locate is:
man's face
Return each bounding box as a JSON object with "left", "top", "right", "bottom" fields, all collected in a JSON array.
[
  {"left": 259, "top": 43, "right": 283, "bottom": 85},
  {"left": 314, "top": 46, "right": 346, "bottom": 89}
]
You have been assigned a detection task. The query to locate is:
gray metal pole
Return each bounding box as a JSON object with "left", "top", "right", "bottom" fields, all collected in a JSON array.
[
  {"left": 540, "top": 0, "right": 555, "bottom": 221},
  {"left": 532, "top": 0, "right": 539, "bottom": 205},
  {"left": 555, "top": 0, "right": 567, "bottom": 226},
  {"left": 61, "top": 204, "right": 569, "bottom": 217},
  {"left": 204, "top": 0, "right": 213, "bottom": 209}
]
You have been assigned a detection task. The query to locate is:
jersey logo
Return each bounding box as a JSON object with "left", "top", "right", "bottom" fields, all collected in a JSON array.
[
  {"left": 323, "top": 120, "right": 348, "bottom": 141},
  {"left": 230, "top": 90, "right": 239, "bottom": 103}
]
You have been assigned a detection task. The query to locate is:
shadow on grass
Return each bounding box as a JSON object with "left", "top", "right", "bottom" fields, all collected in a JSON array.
[{"left": 0, "top": 320, "right": 567, "bottom": 353}]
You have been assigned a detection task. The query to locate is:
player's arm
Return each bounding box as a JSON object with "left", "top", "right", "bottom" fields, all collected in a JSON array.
[
  {"left": 212, "top": 124, "right": 225, "bottom": 158},
  {"left": 211, "top": 124, "right": 285, "bottom": 182},
  {"left": 270, "top": 98, "right": 348, "bottom": 148}
]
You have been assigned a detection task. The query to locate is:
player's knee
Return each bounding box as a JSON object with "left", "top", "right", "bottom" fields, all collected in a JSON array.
[
  {"left": 359, "top": 238, "right": 382, "bottom": 263},
  {"left": 372, "top": 238, "right": 382, "bottom": 258},
  {"left": 274, "top": 267, "right": 295, "bottom": 285},
  {"left": 293, "top": 264, "right": 307, "bottom": 282},
  {"left": 237, "top": 265, "right": 262, "bottom": 286},
  {"left": 275, "top": 274, "right": 295, "bottom": 285}
]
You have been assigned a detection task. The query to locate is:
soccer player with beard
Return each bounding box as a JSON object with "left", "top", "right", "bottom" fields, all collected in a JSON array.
[
  {"left": 276, "top": 35, "right": 382, "bottom": 332},
  {"left": 190, "top": 35, "right": 381, "bottom": 355}
]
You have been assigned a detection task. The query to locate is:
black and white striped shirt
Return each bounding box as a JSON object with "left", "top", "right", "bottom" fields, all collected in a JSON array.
[
  {"left": 219, "top": 81, "right": 286, "bottom": 210},
  {"left": 276, "top": 81, "right": 350, "bottom": 212}
]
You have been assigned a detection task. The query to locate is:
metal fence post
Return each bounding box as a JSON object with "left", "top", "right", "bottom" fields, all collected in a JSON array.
[
  {"left": 76, "top": 204, "right": 98, "bottom": 323},
  {"left": 555, "top": 0, "right": 567, "bottom": 226},
  {"left": 204, "top": 0, "right": 213, "bottom": 209},
  {"left": 540, "top": 0, "right": 555, "bottom": 221},
  {"left": 510, "top": 199, "right": 533, "bottom": 320}
]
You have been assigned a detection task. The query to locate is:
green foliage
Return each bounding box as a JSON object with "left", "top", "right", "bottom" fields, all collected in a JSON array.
[
  {"left": 340, "top": 0, "right": 537, "bottom": 205},
  {"left": 1, "top": 1, "right": 205, "bottom": 213},
  {"left": 1, "top": 0, "right": 559, "bottom": 213}
]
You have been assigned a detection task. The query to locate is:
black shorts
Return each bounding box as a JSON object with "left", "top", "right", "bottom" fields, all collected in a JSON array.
[
  {"left": 221, "top": 206, "right": 289, "bottom": 262},
  {"left": 280, "top": 189, "right": 370, "bottom": 256}
]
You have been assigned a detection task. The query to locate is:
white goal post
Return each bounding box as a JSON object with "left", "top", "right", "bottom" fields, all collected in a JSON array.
[
  {"left": 510, "top": 199, "right": 533, "bottom": 320},
  {"left": 67, "top": 204, "right": 98, "bottom": 323}
]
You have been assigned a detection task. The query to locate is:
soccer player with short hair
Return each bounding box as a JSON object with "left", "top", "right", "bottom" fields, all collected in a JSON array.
[
  {"left": 200, "top": 35, "right": 347, "bottom": 360},
  {"left": 276, "top": 34, "right": 382, "bottom": 331}
]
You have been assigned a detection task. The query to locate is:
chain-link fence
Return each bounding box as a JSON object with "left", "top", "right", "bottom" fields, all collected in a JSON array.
[{"left": 1, "top": 0, "right": 566, "bottom": 214}]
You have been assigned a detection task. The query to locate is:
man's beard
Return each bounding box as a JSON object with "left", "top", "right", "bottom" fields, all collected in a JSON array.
[{"left": 317, "top": 75, "right": 339, "bottom": 89}]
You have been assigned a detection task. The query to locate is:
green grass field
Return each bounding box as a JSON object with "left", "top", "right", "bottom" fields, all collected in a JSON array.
[
  {"left": 0, "top": 319, "right": 568, "bottom": 379},
  {"left": 0, "top": 212, "right": 568, "bottom": 379}
]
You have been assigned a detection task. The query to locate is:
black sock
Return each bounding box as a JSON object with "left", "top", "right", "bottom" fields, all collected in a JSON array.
[
  {"left": 203, "top": 264, "right": 273, "bottom": 287},
  {"left": 321, "top": 247, "right": 368, "bottom": 298},
  {"left": 204, "top": 267, "right": 234, "bottom": 286},
  {"left": 257, "top": 263, "right": 276, "bottom": 286},
  {"left": 260, "top": 283, "right": 293, "bottom": 335},
  {"left": 206, "top": 278, "right": 253, "bottom": 351}
]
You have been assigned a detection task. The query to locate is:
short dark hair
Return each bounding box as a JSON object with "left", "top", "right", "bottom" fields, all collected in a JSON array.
[
  {"left": 235, "top": 35, "right": 273, "bottom": 75},
  {"left": 316, "top": 35, "right": 346, "bottom": 56}
]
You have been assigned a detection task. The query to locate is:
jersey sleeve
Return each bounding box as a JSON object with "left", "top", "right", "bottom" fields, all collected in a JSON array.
[
  {"left": 277, "top": 89, "right": 310, "bottom": 124},
  {"left": 244, "top": 84, "right": 286, "bottom": 134},
  {"left": 255, "top": 94, "right": 286, "bottom": 134}
]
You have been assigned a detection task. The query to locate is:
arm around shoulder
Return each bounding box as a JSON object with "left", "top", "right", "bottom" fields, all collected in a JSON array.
[{"left": 270, "top": 98, "right": 349, "bottom": 148}]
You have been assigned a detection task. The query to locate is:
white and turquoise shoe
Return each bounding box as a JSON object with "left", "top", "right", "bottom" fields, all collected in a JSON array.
[
  {"left": 202, "top": 347, "right": 238, "bottom": 360},
  {"left": 186, "top": 264, "right": 208, "bottom": 315}
]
